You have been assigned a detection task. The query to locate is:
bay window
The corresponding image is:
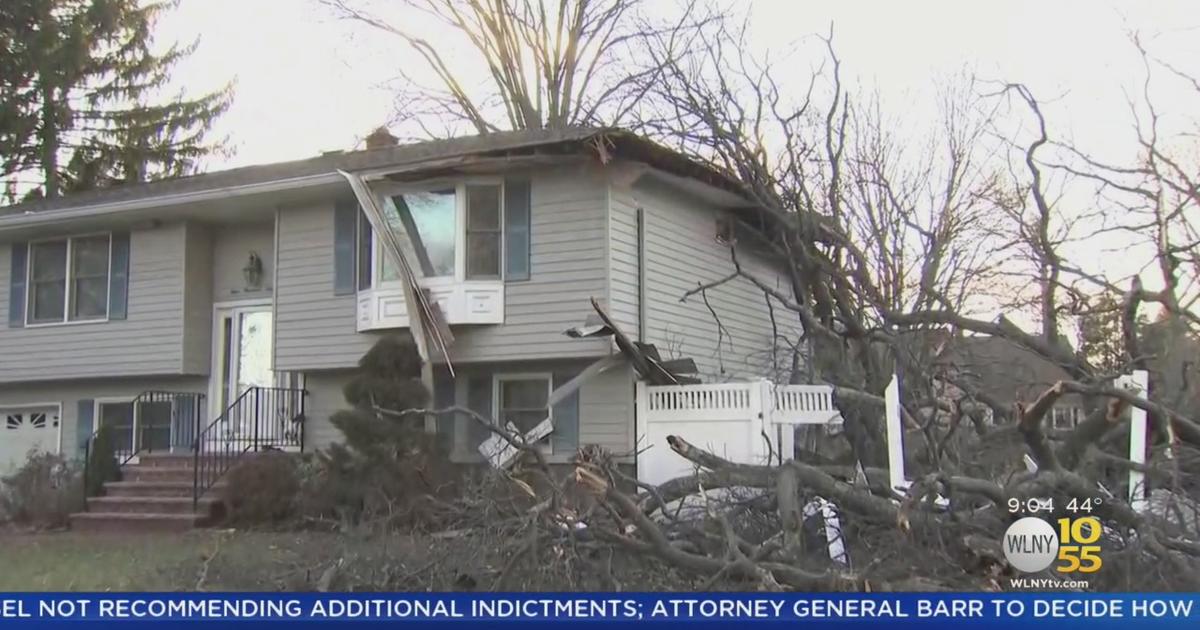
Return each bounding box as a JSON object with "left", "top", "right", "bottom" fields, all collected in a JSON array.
[
  {"left": 383, "top": 188, "right": 457, "bottom": 280},
  {"left": 27, "top": 234, "right": 111, "bottom": 324},
  {"left": 372, "top": 181, "right": 504, "bottom": 283},
  {"left": 465, "top": 184, "right": 502, "bottom": 279},
  {"left": 346, "top": 175, "right": 524, "bottom": 330}
]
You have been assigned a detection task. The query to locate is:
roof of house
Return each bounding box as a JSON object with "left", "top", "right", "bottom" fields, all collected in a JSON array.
[
  {"left": 1, "top": 127, "right": 751, "bottom": 217},
  {"left": 945, "top": 335, "right": 1080, "bottom": 406}
]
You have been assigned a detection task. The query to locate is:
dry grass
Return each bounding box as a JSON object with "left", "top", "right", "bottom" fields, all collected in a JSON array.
[
  {"left": 0, "top": 530, "right": 349, "bottom": 591},
  {"left": 0, "top": 526, "right": 694, "bottom": 592}
]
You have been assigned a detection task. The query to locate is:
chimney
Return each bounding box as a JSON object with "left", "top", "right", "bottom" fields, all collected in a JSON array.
[{"left": 365, "top": 126, "right": 399, "bottom": 150}]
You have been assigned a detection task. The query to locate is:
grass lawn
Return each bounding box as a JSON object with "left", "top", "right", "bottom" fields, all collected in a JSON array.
[
  {"left": 0, "top": 530, "right": 355, "bottom": 591},
  {"left": 0, "top": 527, "right": 687, "bottom": 591}
]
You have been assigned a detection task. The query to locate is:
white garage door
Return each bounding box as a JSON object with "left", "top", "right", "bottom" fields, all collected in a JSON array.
[{"left": 1, "top": 406, "right": 61, "bottom": 474}]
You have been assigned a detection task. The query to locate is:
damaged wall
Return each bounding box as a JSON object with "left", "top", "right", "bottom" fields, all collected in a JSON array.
[{"left": 609, "top": 176, "right": 799, "bottom": 382}]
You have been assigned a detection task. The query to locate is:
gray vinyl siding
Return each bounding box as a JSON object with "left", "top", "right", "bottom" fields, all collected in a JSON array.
[
  {"left": 0, "top": 223, "right": 189, "bottom": 383},
  {"left": 612, "top": 178, "right": 792, "bottom": 381},
  {"left": 0, "top": 376, "right": 208, "bottom": 459},
  {"left": 302, "top": 359, "right": 633, "bottom": 461},
  {"left": 212, "top": 221, "right": 274, "bottom": 301},
  {"left": 446, "top": 166, "right": 610, "bottom": 362},
  {"left": 273, "top": 168, "right": 609, "bottom": 372},
  {"left": 577, "top": 361, "right": 634, "bottom": 458},
  {"left": 300, "top": 370, "right": 354, "bottom": 452},
  {"left": 181, "top": 222, "right": 214, "bottom": 374},
  {"left": 274, "top": 200, "right": 374, "bottom": 371}
]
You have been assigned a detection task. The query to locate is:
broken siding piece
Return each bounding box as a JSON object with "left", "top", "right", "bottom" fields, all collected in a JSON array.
[{"left": 479, "top": 417, "right": 554, "bottom": 469}]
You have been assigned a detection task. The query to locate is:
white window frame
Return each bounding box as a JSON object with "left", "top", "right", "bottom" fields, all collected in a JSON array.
[
  {"left": 369, "top": 178, "right": 505, "bottom": 287},
  {"left": 1052, "top": 406, "right": 1081, "bottom": 430},
  {"left": 493, "top": 372, "right": 554, "bottom": 455},
  {"left": 25, "top": 232, "right": 113, "bottom": 327}
]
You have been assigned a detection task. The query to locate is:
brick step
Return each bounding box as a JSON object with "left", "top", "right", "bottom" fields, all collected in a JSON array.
[
  {"left": 135, "top": 453, "right": 201, "bottom": 469},
  {"left": 69, "top": 512, "right": 208, "bottom": 534},
  {"left": 103, "top": 481, "right": 226, "bottom": 498},
  {"left": 121, "top": 466, "right": 195, "bottom": 483},
  {"left": 86, "top": 496, "right": 219, "bottom": 516}
]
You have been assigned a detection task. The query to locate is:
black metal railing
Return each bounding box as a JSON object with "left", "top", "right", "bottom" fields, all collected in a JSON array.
[
  {"left": 82, "top": 391, "right": 206, "bottom": 507},
  {"left": 193, "top": 386, "right": 306, "bottom": 509}
]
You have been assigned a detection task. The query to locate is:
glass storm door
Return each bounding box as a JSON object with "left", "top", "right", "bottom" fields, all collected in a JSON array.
[{"left": 213, "top": 305, "right": 274, "bottom": 440}]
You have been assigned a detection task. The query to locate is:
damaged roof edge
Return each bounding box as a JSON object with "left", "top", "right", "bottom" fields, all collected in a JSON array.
[{"left": 0, "top": 127, "right": 755, "bottom": 230}]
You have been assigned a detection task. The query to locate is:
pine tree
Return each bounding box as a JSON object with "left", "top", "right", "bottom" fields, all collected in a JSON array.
[
  {"left": 1, "top": 0, "right": 230, "bottom": 202},
  {"left": 0, "top": 1, "right": 42, "bottom": 190}
]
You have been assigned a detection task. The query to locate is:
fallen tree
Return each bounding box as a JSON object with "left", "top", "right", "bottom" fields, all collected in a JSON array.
[
  {"left": 315, "top": 2, "right": 1200, "bottom": 590},
  {"left": 366, "top": 395, "right": 1197, "bottom": 592}
]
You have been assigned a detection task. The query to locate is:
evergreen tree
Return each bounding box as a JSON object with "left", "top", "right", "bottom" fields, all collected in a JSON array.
[
  {"left": 1, "top": 0, "right": 230, "bottom": 202},
  {"left": 313, "top": 335, "right": 453, "bottom": 524},
  {"left": 0, "top": 2, "right": 41, "bottom": 188},
  {"left": 1076, "top": 294, "right": 1129, "bottom": 374}
]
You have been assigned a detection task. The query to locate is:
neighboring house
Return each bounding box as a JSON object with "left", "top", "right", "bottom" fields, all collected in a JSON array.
[
  {"left": 0, "top": 128, "right": 791, "bottom": 488},
  {"left": 943, "top": 335, "right": 1086, "bottom": 430}
]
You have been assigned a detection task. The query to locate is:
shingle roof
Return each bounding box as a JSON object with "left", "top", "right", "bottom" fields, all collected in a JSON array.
[
  {"left": 948, "top": 335, "right": 1080, "bottom": 405},
  {"left": 4, "top": 126, "right": 726, "bottom": 216}
]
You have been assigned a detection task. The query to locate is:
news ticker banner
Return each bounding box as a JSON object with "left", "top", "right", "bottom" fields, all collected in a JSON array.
[{"left": 0, "top": 593, "right": 1195, "bottom": 629}]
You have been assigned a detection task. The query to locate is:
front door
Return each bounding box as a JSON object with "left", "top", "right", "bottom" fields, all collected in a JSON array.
[{"left": 212, "top": 303, "right": 274, "bottom": 442}]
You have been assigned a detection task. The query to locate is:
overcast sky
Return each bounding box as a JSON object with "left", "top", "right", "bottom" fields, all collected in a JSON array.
[{"left": 159, "top": 0, "right": 1200, "bottom": 170}]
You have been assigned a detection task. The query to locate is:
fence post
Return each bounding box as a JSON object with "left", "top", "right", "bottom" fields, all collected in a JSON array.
[
  {"left": 1127, "top": 369, "right": 1150, "bottom": 513},
  {"left": 634, "top": 381, "right": 649, "bottom": 480},
  {"left": 885, "top": 374, "right": 907, "bottom": 494},
  {"left": 748, "top": 380, "right": 766, "bottom": 464}
]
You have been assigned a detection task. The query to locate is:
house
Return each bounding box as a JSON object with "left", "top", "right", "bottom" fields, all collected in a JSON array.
[
  {"left": 942, "top": 335, "right": 1087, "bottom": 430},
  {"left": 0, "top": 127, "right": 793, "bottom": 529}
]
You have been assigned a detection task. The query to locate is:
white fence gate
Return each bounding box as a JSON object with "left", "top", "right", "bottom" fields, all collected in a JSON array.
[{"left": 635, "top": 380, "right": 841, "bottom": 486}]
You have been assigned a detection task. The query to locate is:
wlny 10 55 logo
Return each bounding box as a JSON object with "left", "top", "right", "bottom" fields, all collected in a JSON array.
[{"left": 1003, "top": 515, "right": 1103, "bottom": 574}]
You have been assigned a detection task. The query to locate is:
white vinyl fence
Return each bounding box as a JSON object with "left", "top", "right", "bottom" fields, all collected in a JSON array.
[{"left": 635, "top": 380, "right": 842, "bottom": 486}]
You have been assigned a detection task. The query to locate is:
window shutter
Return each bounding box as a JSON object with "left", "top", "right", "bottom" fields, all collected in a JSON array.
[
  {"left": 8, "top": 242, "right": 27, "bottom": 328},
  {"left": 503, "top": 178, "right": 531, "bottom": 281},
  {"left": 108, "top": 232, "right": 130, "bottom": 320},
  {"left": 551, "top": 371, "right": 580, "bottom": 455},
  {"left": 466, "top": 374, "right": 493, "bottom": 455},
  {"left": 434, "top": 373, "right": 456, "bottom": 444},
  {"left": 77, "top": 399, "right": 95, "bottom": 456},
  {"left": 333, "top": 199, "right": 357, "bottom": 296},
  {"left": 356, "top": 208, "right": 372, "bottom": 290}
]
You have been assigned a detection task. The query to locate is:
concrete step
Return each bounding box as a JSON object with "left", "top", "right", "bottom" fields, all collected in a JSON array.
[
  {"left": 103, "top": 481, "right": 225, "bottom": 498},
  {"left": 69, "top": 512, "right": 208, "bottom": 534},
  {"left": 86, "top": 496, "right": 219, "bottom": 516}
]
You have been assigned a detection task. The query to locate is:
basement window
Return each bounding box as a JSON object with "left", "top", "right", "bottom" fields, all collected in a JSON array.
[{"left": 495, "top": 373, "right": 553, "bottom": 453}]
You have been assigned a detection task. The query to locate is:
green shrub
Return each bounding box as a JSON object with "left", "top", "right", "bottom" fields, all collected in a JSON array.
[
  {"left": 221, "top": 450, "right": 300, "bottom": 527},
  {"left": 85, "top": 424, "right": 122, "bottom": 496},
  {"left": 0, "top": 452, "right": 82, "bottom": 529},
  {"left": 312, "top": 334, "right": 458, "bottom": 527}
]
